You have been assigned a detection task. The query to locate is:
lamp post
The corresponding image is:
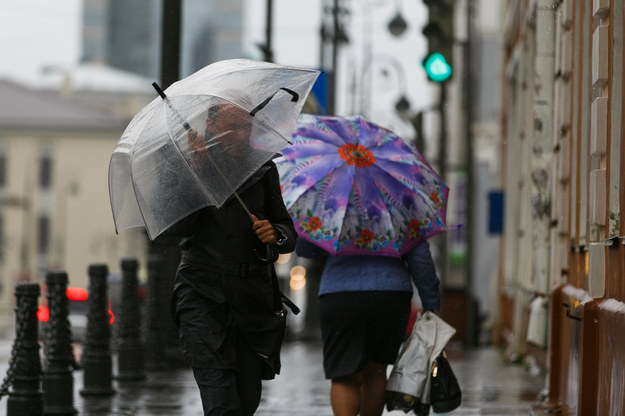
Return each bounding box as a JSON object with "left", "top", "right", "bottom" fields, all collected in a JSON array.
[
  {"left": 151, "top": 0, "right": 184, "bottom": 369},
  {"left": 257, "top": 0, "right": 274, "bottom": 62},
  {"left": 387, "top": 0, "right": 408, "bottom": 37},
  {"left": 325, "top": 0, "right": 406, "bottom": 116},
  {"left": 347, "top": 0, "right": 409, "bottom": 116},
  {"left": 360, "top": 52, "right": 411, "bottom": 130},
  {"left": 326, "top": 0, "right": 350, "bottom": 115},
  {"left": 329, "top": 0, "right": 340, "bottom": 115},
  {"left": 387, "top": 8, "right": 408, "bottom": 37}
]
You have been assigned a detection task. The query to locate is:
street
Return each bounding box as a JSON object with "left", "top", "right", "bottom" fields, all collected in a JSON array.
[{"left": 0, "top": 328, "right": 544, "bottom": 416}]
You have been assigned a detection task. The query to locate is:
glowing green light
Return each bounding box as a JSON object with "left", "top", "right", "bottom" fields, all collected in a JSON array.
[{"left": 423, "top": 53, "right": 452, "bottom": 83}]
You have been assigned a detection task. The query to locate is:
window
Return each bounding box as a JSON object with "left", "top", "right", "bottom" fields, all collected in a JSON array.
[
  {"left": 0, "top": 214, "right": 4, "bottom": 262},
  {"left": 38, "top": 216, "right": 50, "bottom": 255},
  {"left": 39, "top": 154, "right": 52, "bottom": 189},
  {"left": 0, "top": 153, "right": 6, "bottom": 188}
]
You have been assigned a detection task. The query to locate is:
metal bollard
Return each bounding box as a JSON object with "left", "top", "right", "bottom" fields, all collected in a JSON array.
[
  {"left": 43, "top": 271, "right": 78, "bottom": 415},
  {"left": 7, "top": 282, "right": 43, "bottom": 416},
  {"left": 80, "top": 264, "right": 115, "bottom": 397},
  {"left": 115, "top": 258, "right": 145, "bottom": 380}
]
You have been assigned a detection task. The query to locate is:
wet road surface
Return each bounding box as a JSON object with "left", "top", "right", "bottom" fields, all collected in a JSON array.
[{"left": 0, "top": 335, "right": 545, "bottom": 415}]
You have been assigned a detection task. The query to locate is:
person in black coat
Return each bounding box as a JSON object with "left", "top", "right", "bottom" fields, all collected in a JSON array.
[{"left": 169, "top": 103, "right": 298, "bottom": 416}]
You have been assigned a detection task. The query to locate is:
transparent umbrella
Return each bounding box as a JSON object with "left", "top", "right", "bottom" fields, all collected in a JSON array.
[{"left": 108, "top": 59, "right": 320, "bottom": 240}]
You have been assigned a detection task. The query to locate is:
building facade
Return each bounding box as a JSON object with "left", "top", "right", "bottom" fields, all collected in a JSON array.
[
  {"left": 496, "top": 0, "right": 625, "bottom": 414},
  {"left": 0, "top": 80, "right": 147, "bottom": 326},
  {"left": 81, "top": 0, "right": 244, "bottom": 79}
]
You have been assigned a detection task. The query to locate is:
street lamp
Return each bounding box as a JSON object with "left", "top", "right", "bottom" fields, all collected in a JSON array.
[
  {"left": 332, "top": 0, "right": 410, "bottom": 116},
  {"left": 360, "top": 52, "right": 409, "bottom": 119},
  {"left": 387, "top": 11, "right": 408, "bottom": 37},
  {"left": 394, "top": 95, "right": 411, "bottom": 114}
]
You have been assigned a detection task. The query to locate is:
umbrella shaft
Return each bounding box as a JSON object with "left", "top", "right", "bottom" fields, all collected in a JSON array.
[
  {"left": 202, "top": 150, "right": 254, "bottom": 222},
  {"left": 232, "top": 191, "right": 254, "bottom": 221}
]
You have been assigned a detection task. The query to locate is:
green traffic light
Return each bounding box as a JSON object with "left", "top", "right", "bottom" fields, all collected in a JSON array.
[{"left": 423, "top": 52, "right": 452, "bottom": 82}]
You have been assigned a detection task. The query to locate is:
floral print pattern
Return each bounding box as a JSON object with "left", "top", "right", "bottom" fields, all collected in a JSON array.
[
  {"left": 338, "top": 143, "right": 376, "bottom": 168},
  {"left": 276, "top": 115, "right": 452, "bottom": 257}
]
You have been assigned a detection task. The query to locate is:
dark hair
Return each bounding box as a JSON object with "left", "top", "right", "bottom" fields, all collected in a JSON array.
[{"left": 207, "top": 104, "right": 223, "bottom": 121}]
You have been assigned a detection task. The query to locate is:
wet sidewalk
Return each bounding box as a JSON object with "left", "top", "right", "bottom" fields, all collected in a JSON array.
[
  {"left": 258, "top": 341, "right": 545, "bottom": 416},
  {"left": 0, "top": 336, "right": 545, "bottom": 415}
]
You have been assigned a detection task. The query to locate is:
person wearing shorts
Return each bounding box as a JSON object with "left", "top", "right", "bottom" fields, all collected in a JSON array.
[{"left": 297, "top": 240, "right": 440, "bottom": 416}]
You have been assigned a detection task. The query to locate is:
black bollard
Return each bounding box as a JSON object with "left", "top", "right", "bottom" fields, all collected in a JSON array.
[
  {"left": 80, "top": 264, "right": 115, "bottom": 397},
  {"left": 115, "top": 258, "right": 145, "bottom": 380},
  {"left": 144, "top": 237, "right": 183, "bottom": 370},
  {"left": 43, "top": 271, "right": 78, "bottom": 415},
  {"left": 7, "top": 282, "right": 43, "bottom": 416}
]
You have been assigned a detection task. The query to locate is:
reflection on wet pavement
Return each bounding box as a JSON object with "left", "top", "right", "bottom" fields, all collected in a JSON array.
[
  {"left": 257, "top": 342, "right": 544, "bottom": 415},
  {"left": 0, "top": 337, "right": 544, "bottom": 415}
]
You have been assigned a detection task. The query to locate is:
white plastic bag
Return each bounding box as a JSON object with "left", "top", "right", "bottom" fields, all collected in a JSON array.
[{"left": 385, "top": 311, "right": 456, "bottom": 414}]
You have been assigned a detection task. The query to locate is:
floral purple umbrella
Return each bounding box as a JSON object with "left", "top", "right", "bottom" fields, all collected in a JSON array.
[{"left": 275, "top": 114, "right": 453, "bottom": 258}]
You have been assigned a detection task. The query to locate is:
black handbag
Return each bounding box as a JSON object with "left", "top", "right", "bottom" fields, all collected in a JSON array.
[{"left": 430, "top": 350, "right": 462, "bottom": 413}]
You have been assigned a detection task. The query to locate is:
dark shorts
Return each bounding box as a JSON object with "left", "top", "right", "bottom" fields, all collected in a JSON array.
[{"left": 319, "top": 291, "right": 412, "bottom": 380}]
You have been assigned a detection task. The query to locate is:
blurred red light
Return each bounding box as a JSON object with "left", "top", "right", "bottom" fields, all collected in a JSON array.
[
  {"left": 108, "top": 309, "right": 114, "bottom": 325},
  {"left": 37, "top": 306, "right": 49, "bottom": 322},
  {"left": 66, "top": 287, "right": 88, "bottom": 301}
]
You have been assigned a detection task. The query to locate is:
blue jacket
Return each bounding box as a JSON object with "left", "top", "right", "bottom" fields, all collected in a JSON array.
[{"left": 295, "top": 240, "right": 441, "bottom": 311}]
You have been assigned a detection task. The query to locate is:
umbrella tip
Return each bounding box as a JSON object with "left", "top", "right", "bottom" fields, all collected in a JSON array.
[{"left": 152, "top": 82, "right": 167, "bottom": 99}]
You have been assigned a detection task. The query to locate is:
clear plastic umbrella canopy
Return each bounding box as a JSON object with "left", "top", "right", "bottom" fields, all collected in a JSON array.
[{"left": 109, "top": 59, "right": 320, "bottom": 240}]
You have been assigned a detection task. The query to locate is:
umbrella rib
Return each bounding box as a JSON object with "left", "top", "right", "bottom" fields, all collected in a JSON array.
[
  {"left": 164, "top": 115, "right": 246, "bottom": 214},
  {"left": 107, "top": 154, "right": 120, "bottom": 235},
  {"left": 128, "top": 136, "right": 155, "bottom": 240},
  {"left": 160, "top": 88, "right": 312, "bottom": 225},
  {"left": 173, "top": 90, "right": 298, "bottom": 146}
]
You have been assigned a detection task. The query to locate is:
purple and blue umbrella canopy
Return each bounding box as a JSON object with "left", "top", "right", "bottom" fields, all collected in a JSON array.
[{"left": 276, "top": 114, "right": 452, "bottom": 258}]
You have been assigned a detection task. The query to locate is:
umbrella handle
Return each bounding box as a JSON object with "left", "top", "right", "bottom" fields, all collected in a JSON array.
[{"left": 254, "top": 244, "right": 279, "bottom": 264}]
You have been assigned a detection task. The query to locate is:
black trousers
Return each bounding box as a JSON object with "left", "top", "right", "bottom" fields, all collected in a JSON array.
[
  {"left": 192, "top": 334, "right": 264, "bottom": 416},
  {"left": 172, "top": 263, "right": 270, "bottom": 415}
]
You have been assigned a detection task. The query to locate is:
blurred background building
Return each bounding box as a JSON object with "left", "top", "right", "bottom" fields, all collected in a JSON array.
[
  {"left": 496, "top": 1, "right": 625, "bottom": 414},
  {"left": 81, "top": 0, "right": 245, "bottom": 79},
  {"left": 0, "top": 80, "right": 147, "bottom": 324},
  {"left": 0, "top": 0, "right": 502, "bottom": 345},
  {"left": 0, "top": 0, "right": 528, "bottom": 376}
]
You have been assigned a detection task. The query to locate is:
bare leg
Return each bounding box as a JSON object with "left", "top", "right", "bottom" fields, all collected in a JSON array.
[
  {"left": 330, "top": 372, "right": 364, "bottom": 416},
  {"left": 360, "top": 362, "right": 388, "bottom": 416}
]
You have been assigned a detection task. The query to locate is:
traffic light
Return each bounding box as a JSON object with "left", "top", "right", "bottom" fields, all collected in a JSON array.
[
  {"left": 422, "top": 0, "right": 454, "bottom": 82},
  {"left": 423, "top": 52, "right": 452, "bottom": 83}
]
